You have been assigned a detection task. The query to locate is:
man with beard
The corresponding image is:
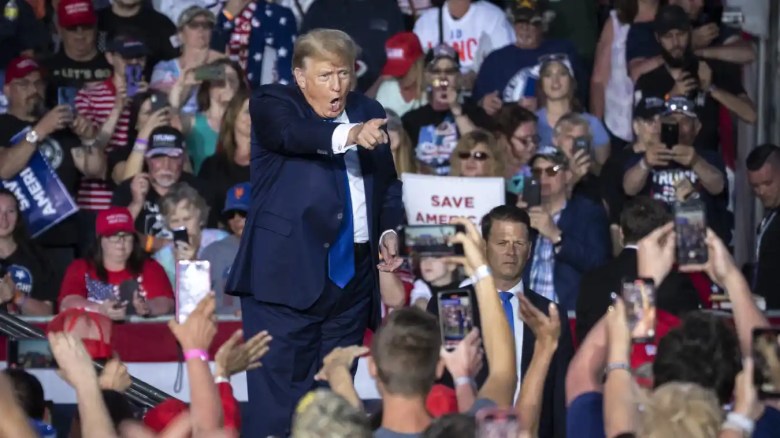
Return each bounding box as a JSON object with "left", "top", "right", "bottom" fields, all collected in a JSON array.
[
  {"left": 110, "top": 126, "right": 218, "bottom": 252},
  {"left": 633, "top": 5, "right": 755, "bottom": 152},
  {"left": 0, "top": 56, "right": 96, "bottom": 286}
]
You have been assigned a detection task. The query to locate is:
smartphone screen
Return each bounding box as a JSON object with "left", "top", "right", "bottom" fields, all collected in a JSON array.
[
  {"left": 399, "top": 224, "right": 464, "bottom": 256},
  {"left": 194, "top": 64, "right": 226, "bottom": 82},
  {"left": 621, "top": 278, "right": 657, "bottom": 343},
  {"left": 7, "top": 338, "right": 58, "bottom": 369},
  {"left": 475, "top": 407, "right": 521, "bottom": 438},
  {"left": 674, "top": 200, "right": 708, "bottom": 265},
  {"left": 522, "top": 76, "right": 537, "bottom": 98},
  {"left": 661, "top": 122, "right": 679, "bottom": 149},
  {"left": 437, "top": 290, "right": 474, "bottom": 351},
  {"left": 57, "top": 86, "right": 78, "bottom": 113},
  {"left": 172, "top": 227, "right": 189, "bottom": 244},
  {"left": 752, "top": 327, "right": 780, "bottom": 399},
  {"left": 522, "top": 177, "right": 542, "bottom": 207},
  {"left": 125, "top": 65, "right": 142, "bottom": 98},
  {"left": 573, "top": 136, "right": 590, "bottom": 156},
  {"left": 175, "top": 260, "right": 211, "bottom": 323}
]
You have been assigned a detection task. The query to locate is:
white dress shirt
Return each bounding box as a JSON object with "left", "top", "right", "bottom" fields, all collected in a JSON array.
[
  {"left": 330, "top": 112, "right": 370, "bottom": 243},
  {"left": 459, "top": 278, "right": 525, "bottom": 402}
]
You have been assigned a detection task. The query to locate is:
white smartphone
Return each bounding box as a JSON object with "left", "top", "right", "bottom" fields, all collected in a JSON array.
[{"left": 175, "top": 260, "right": 211, "bottom": 323}]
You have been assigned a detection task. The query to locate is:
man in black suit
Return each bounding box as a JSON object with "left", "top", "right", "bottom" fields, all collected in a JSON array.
[
  {"left": 427, "top": 205, "right": 573, "bottom": 438},
  {"left": 576, "top": 196, "right": 703, "bottom": 342},
  {"left": 747, "top": 144, "right": 780, "bottom": 309}
]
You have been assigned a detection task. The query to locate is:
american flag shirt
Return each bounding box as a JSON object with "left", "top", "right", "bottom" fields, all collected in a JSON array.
[
  {"left": 529, "top": 207, "right": 564, "bottom": 303},
  {"left": 85, "top": 274, "right": 119, "bottom": 302}
]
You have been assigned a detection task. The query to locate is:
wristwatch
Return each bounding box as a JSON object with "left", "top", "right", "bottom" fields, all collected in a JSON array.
[{"left": 25, "top": 129, "right": 40, "bottom": 144}]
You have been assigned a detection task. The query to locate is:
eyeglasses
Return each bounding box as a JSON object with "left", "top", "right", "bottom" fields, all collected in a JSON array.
[
  {"left": 105, "top": 233, "right": 134, "bottom": 244},
  {"left": 64, "top": 24, "right": 96, "bottom": 33},
  {"left": 458, "top": 151, "right": 490, "bottom": 161},
  {"left": 429, "top": 68, "right": 459, "bottom": 75},
  {"left": 532, "top": 164, "right": 564, "bottom": 177},
  {"left": 186, "top": 21, "right": 214, "bottom": 30},
  {"left": 512, "top": 134, "right": 541, "bottom": 146}
]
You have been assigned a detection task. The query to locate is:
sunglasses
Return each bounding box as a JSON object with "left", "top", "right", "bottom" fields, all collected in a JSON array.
[
  {"left": 186, "top": 21, "right": 214, "bottom": 30},
  {"left": 225, "top": 210, "right": 247, "bottom": 220},
  {"left": 532, "top": 164, "right": 564, "bottom": 177},
  {"left": 458, "top": 151, "right": 490, "bottom": 161}
]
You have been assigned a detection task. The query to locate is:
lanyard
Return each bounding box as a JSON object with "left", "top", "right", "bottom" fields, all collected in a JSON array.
[{"left": 756, "top": 210, "right": 778, "bottom": 260}]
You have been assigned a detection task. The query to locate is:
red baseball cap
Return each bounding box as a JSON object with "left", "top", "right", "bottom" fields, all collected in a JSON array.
[
  {"left": 47, "top": 308, "right": 115, "bottom": 360},
  {"left": 96, "top": 207, "right": 136, "bottom": 237},
  {"left": 4, "top": 56, "right": 42, "bottom": 85},
  {"left": 381, "top": 32, "right": 424, "bottom": 78},
  {"left": 57, "top": 0, "right": 97, "bottom": 28}
]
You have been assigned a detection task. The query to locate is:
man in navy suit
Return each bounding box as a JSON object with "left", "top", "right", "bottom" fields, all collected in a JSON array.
[
  {"left": 427, "top": 206, "right": 574, "bottom": 438},
  {"left": 225, "top": 29, "right": 404, "bottom": 437}
]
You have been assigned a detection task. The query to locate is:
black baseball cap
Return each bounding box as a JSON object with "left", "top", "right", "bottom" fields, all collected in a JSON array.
[
  {"left": 146, "top": 126, "right": 185, "bottom": 158},
  {"left": 633, "top": 95, "right": 666, "bottom": 120},
  {"left": 654, "top": 5, "right": 692, "bottom": 36},
  {"left": 424, "top": 44, "right": 460, "bottom": 68},
  {"left": 530, "top": 145, "right": 568, "bottom": 168},
  {"left": 510, "top": 0, "right": 546, "bottom": 24},
  {"left": 107, "top": 35, "right": 148, "bottom": 59}
]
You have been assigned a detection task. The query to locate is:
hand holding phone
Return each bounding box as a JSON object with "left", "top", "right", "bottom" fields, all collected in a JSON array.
[
  {"left": 661, "top": 122, "right": 679, "bottom": 149},
  {"left": 399, "top": 224, "right": 465, "bottom": 257},
  {"left": 522, "top": 177, "right": 542, "bottom": 208}
]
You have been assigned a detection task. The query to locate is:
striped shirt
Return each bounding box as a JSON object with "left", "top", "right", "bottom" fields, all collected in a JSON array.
[
  {"left": 77, "top": 178, "right": 113, "bottom": 211},
  {"left": 74, "top": 80, "right": 131, "bottom": 153}
]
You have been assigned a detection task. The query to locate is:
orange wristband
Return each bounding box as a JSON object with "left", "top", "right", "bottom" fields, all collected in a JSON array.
[
  {"left": 223, "top": 9, "right": 234, "bottom": 21},
  {"left": 145, "top": 235, "right": 154, "bottom": 253}
]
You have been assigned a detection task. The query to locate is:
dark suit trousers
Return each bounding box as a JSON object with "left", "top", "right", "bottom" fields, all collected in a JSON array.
[{"left": 240, "top": 247, "right": 373, "bottom": 437}]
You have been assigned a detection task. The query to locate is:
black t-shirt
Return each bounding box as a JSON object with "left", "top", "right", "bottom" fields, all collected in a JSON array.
[
  {"left": 96, "top": 6, "right": 178, "bottom": 79},
  {"left": 0, "top": 0, "right": 47, "bottom": 68},
  {"left": 111, "top": 172, "right": 219, "bottom": 238},
  {"left": 0, "top": 114, "right": 82, "bottom": 246},
  {"left": 0, "top": 243, "right": 57, "bottom": 311},
  {"left": 402, "top": 101, "right": 495, "bottom": 175},
  {"left": 198, "top": 153, "right": 250, "bottom": 216},
  {"left": 633, "top": 60, "right": 746, "bottom": 151},
  {"left": 41, "top": 50, "right": 113, "bottom": 108}
]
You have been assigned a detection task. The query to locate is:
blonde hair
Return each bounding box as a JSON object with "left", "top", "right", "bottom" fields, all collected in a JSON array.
[
  {"left": 292, "top": 29, "right": 357, "bottom": 71},
  {"left": 553, "top": 112, "right": 592, "bottom": 142},
  {"left": 638, "top": 383, "right": 722, "bottom": 438},
  {"left": 292, "top": 390, "right": 370, "bottom": 438},
  {"left": 449, "top": 130, "right": 505, "bottom": 177},
  {"left": 390, "top": 126, "right": 417, "bottom": 175}
]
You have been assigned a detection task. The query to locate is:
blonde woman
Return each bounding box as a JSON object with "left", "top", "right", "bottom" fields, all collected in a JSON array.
[
  {"left": 449, "top": 129, "right": 505, "bottom": 178},
  {"left": 386, "top": 109, "right": 417, "bottom": 175}
]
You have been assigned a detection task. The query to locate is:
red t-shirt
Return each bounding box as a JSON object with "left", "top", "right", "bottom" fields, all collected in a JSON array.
[{"left": 58, "top": 258, "right": 174, "bottom": 306}]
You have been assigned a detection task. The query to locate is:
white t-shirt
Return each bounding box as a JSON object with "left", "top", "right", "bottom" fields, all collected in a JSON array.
[
  {"left": 413, "top": 0, "right": 515, "bottom": 73},
  {"left": 375, "top": 80, "right": 427, "bottom": 117}
]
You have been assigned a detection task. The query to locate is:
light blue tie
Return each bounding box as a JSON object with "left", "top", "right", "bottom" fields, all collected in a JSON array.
[
  {"left": 499, "top": 291, "right": 515, "bottom": 337},
  {"left": 326, "top": 122, "right": 355, "bottom": 289}
]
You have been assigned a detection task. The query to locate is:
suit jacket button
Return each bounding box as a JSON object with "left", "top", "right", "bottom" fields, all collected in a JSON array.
[
  {"left": 324, "top": 243, "right": 330, "bottom": 249},
  {"left": 337, "top": 213, "right": 343, "bottom": 220}
]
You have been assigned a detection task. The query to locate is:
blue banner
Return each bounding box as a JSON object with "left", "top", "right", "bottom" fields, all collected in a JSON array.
[{"left": 1, "top": 129, "right": 79, "bottom": 238}]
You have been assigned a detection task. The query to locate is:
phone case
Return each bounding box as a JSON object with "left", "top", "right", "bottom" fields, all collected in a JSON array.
[
  {"left": 437, "top": 289, "right": 474, "bottom": 351},
  {"left": 661, "top": 123, "right": 679, "bottom": 149},
  {"left": 399, "top": 225, "right": 465, "bottom": 257},
  {"left": 523, "top": 178, "right": 542, "bottom": 207},
  {"left": 622, "top": 279, "right": 656, "bottom": 342},
  {"left": 674, "top": 200, "right": 708, "bottom": 265},
  {"left": 175, "top": 260, "right": 211, "bottom": 323}
]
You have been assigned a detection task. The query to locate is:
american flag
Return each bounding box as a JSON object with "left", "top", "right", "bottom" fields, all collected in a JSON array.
[{"left": 85, "top": 274, "right": 118, "bottom": 302}]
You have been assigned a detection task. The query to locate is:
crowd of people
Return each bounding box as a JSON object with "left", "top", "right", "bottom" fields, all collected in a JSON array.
[{"left": 0, "top": 0, "right": 780, "bottom": 437}]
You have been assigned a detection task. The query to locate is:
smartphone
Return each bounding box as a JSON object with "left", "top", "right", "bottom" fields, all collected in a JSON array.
[
  {"left": 573, "top": 136, "right": 590, "bottom": 156},
  {"left": 522, "top": 176, "right": 542, "bottom": 208},
  {"left": 522, "top": 76, "right": 537, "bottom": 98},
  {"left": 674, "top": 199, "right": 708, "bottom": 266},
  {"left": 621, "top": 278, "right": 657, "bottom": 343},
  {"left": 175, "top": 260, "right": 211, "bottom": 323},
  {"left": 398, "top": 224, "right": 465, "bottom": 257},
  {"left": 57, "top": 86, "right": 78, "bottom": 112},
  {"left": 172, "top": 226, "right": 189, "bottom": 245},
  {"left": 7, "top": 338, "right": 58, "bottom": 369},
  {"left": 752, "top": 327, "right": 780, "bottom": 399},
  {"left": 475, "top": 407, "right": 521, "bottom": 438},
  {"left": 437, "top": 289, "right": 474, "bottom": 351},
  {"left": 661, "top": 122, "right": 679, "bottom": 149},
  {"left": 722, "top": 9, "right": 744, "bottom": 27},
  {"left": 150, "top": 91, "right": 169, "bottom": 113},
  {"left": 117, "top": 279, "right": 141, "bottom": 315},
  {"left": 125, "top": 64, "right": 143, "bottom": 98},
  {"left": 193, "top": 64, "right": 226, "bottom": 82}
]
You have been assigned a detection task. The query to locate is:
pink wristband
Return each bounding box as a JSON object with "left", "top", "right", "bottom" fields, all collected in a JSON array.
[{"left": 183, "top": 349, "right": 209, "bottom": 362}]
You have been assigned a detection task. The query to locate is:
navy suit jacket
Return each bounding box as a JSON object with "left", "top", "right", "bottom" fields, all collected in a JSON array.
[
  {"left": 225, "top": 84, "right": 404, "bottom": 326},
  {"left": 426, "top": 287, "right": 573, "bottom": 438},
  {"left": 523, "top": 196, "right": 610, "bottom": 312}
]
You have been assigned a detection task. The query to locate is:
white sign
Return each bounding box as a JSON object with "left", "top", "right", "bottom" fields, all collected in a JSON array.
[{"left": 402, "top": 173, "right": 506, "bottom": 225}]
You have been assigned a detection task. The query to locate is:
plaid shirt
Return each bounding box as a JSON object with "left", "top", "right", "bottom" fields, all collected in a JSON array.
[{"left": 529, "top": 207, "right": 564, "bottom": 303}]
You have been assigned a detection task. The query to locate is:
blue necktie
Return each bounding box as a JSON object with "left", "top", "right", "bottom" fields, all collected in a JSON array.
[
  {"left": 499, "top": 291, "right": 515, "bottom": 337},
  {"left": 328, "top": 152, "right": 355, "bottom": 289}
]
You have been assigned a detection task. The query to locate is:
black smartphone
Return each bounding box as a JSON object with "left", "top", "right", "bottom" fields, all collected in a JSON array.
[
  {"left": 661, "top": 122, "right": 679, "bottom": 149},
  {"left": 522, "top": 177, "right": 542, "bottom": 207},
  {"left": 118, "top": 279, "right": 139, "bottom": 315},
  {"left": 621, "top": 278, "right": 657, "bottom": 343},
  {"left": 752, "top": 327, "right": 780, "bottom": 399},
  {"left": 173, "top": 226, "right": 189, "bottom": 244},
  {"left": 7, "top": 338, "right": 58, "bottom": 369},
  {"left": 674, "top": 199, "right": 708, "bottom": 266},
  {"left": 398, "top": 224, "right": 465, "bottom": 257},
  {"left": 573, "top": 136, "right": 590, "bottom": 156},
  {"left": 150, "top": 91, "right": 169, "bottom": 113},
  {"left": 437, "top": 289, "right": 474, "bottom": 351}
]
